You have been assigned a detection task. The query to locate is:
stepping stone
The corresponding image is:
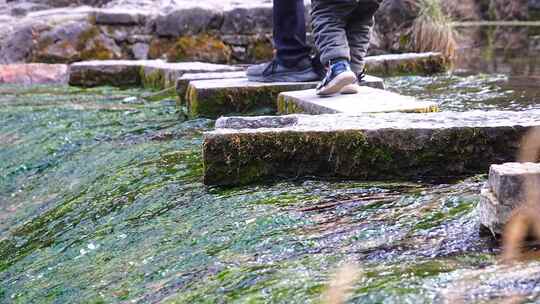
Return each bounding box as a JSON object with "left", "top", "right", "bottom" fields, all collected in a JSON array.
[
  {"left": 0, "top": 64, "right": 68, "bottom": 85},
  {"left": 68, "top": 60, "right": 242, "bottom": 88},
  {"left": 365, "top": 52, "right": 449, "bottom": 76},
  {"left": 140, "top": 61, "right": 243, "bottom": 90},
  {"left": 176, "top": 71, "right": 246, "bottom": 102},
  {"left": 478, "top": 162, "right": 540, "bottom": 235},
  {"left": 203, "top": 110, "right": 540, "bottom": 186},
  {"left": 185, "top": 75, "right": 385, "bottom": 118},
  {"left": 278, "top": 87, "right": 438, "bottom": 115}
]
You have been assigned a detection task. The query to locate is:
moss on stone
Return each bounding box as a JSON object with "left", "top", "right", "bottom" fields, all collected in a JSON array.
[
  {"left": 247, "top": 39, "right": 274, "bottom": 62},
  {"left": 167, "top": 34, "right": 232, "bottom": 63}
]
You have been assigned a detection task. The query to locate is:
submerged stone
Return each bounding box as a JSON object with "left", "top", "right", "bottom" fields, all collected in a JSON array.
[
  {"left": 478, "top": 162, "right": 540, "bottom": 235},
  {"left": 277, "top": 86, "right": 438, "bottom": 115},
  {"left": 185, "top": 75, "right": 384, "bottom": 118},
  {"left": 203, "top": 110, "right": 540, "bottom": 186}
]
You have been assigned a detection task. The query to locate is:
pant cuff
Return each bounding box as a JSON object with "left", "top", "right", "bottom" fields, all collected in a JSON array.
[
  {"left": 320, "top": 49, "right": 351, "bottom": 66},
  {"left": 351, "top": 63, "right": 365, "bottom": 75}
]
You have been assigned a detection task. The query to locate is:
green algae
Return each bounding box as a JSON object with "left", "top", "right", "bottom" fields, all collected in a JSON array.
[{"left": 1, "top": 83, "right": 540, "bottom": 303}]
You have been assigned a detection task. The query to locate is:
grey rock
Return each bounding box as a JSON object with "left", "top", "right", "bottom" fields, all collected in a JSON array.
[
  {"left": 0, "top": 23, "right": 36, "bottom": 63},
  {"left": 215, "top": 116, "right": 298, "bottom": 129},
  {"left": 131, "top": 42, "right": 149, "bottom": 60},
  {"left": 489, "top": 162, "right": 540, "bottom": 207},
  {"left": 220, "top": 6, "right": 273, "bottom": 35},
  {"left": 155, "top": 7, "right": 222, "bottom": 37},
  {"left": 93, "top": 9, "right": 147, "bottom": 25}
]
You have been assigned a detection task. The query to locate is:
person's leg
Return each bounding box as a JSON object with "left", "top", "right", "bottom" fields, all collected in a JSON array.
[
  {"left": 311, "top": 0, "right": 357, "bottom": 96},
  {"left": 273, "top": 0, "right": 311, "bottom": 67},
  {"left": 346, "top": 0, "right": 381, "bottom": 75},
  {"left": 311, "top": 0, "right": 351, "bottom": 66},
  {"left": 246, "top": 0, "right": 319, "bottom": 82}
]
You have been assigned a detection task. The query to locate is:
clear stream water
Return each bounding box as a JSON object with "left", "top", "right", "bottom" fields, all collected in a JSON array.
[{"left": 2, "top": 26, "right": 540, "bottom": 303}]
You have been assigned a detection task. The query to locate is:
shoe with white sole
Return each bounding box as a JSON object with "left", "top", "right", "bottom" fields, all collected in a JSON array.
[
  {"left": 316, "top": 59, "right": 356, "bottom": 96},
  {"left": 340, "top": 69, "right": 366, "bottom": 94}
]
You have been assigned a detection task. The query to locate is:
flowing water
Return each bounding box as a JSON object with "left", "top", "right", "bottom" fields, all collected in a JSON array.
[{"left": 2, "top": 26, "right": 540, "bottom": 303}]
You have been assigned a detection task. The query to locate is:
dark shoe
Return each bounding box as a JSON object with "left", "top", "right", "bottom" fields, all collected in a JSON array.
[
  {"left": 246, "top": 58, "right": 320, "bottom": 83},
  {"left": 316, "top": 59, "right": 356, "bottom": 96},
  {"left": 340, "top": 69, "right": 366, "bottom": 95}
]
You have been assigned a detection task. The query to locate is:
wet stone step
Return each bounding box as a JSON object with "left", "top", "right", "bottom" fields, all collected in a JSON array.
[
  {"left": 184, "top": 75, "right": 384, "bottom": 118},
  {"left": 176, "top": 71, "right": 247, "bottom": 102},
  {"left": 478, "top": 162, "right": 540, "bottom": 235},
  {"left": 68, "top": 60, "right": 242, "bottom": 88},
  {"left": 203, "top": 110, "right": 540, "bottom": 186},
  {"left": 278, "top": 86, "right": 438, "bottom": 115},
  {"left": 364, "top": 52, "right": 449, "bottom": 76}
]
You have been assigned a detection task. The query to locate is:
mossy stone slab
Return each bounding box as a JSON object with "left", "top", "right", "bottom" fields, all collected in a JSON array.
[
  {"left": 185, "top": 75, "right": 384, "bottom": 118},
  {"left": 186, "top": 79, "right": 317, "bottom": 118},
  {"left": 278, "top": 86, "right": 438, "bottom": 115},
  {"left": 365, "top": 52, "right": 450, "bottom": 76},
  {"left": 176, "top": 71, "right": 246, "bottom": 104},
  {"left": 139, "top": 61, "right": 243, "bottom": 90},
  {"left": 203, "top": 110, "right": 540, "bottom": 186},
  {"left": 68, "top": 60, "right": 242, "bottom": 88}
]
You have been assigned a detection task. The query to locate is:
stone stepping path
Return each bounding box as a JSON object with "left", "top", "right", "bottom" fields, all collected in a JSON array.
[
  {"left": 185, "top": 75, "right": 385, "bottom": 118},
  {"left": 478, "top": 162, "right": 540, "bottom": 235},
  {"left": 68, "top": 60, "right": 242, "bottom": 88},
  {"left": 176, "top": 71, "right": 247, "bottom": 101},
  {"left": 203, "top": 110, "right": 540, "bottom": 186},
  {"left": 278, "top": 86, "right": 438, "bottom": 115}
]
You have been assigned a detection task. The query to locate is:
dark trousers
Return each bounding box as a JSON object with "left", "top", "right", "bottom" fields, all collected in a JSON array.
[
  {"left": 273, "top": 0, "right": 311, "bottom": 67},
  {"left": 311, "top": 0, "right": 381, "bottom": 74}
]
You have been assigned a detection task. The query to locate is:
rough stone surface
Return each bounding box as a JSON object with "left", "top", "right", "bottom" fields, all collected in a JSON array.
[
  {"left": 278, "top": 86, "right": 437, "bottom": 115},
  {"left": 186, "top": 79, "right": 318, "bottom": 118},
  {"left": 140, "top": 61, "right": 242, "bottom": 89},
  {"left": 176, "top": 71, "right": 246, "bottom": 100},
  {"left": 0, "top": 0, "right": 465, "bottom": 65},
  {"left": 203, "top": 110, "right": 540, "bottom": 186},
  {"left": 489, "top": 162, "right": 540, "bottom": 206},
  {"left": 184, "top": 75, "right": 385, "bottom": 117},
  {"left": 0, "top": 63, "right": 68, "bottom": 84},
  {"left": 365, "top": 52, "right": 450, "bottom": 76},
  {"left": 478, "top": 162, "right": 540, "bottom": 235},
  {"left": 68, "top": 59, "right": 242, "bottom": 88}
]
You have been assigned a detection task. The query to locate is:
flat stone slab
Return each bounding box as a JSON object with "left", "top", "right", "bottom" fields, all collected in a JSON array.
[
  {"left": 203, "top": 110, "right": 540, "bottom": 186},
  {"left": 365, "top": 52, "right": 449, "bottom": 76},
  {"left": 68, "top": 60, "right": 242, "bottom": 88},
  {"left": 478, "top": 162, "right": 540, "bottom": 235},
  {"left": 278, "top": 87, "right": 438, "bottom": 115},
  {"left": 185, "top": 75, "right": 384, "bottom": 118},
  {"left": 176, "top": 71, "right": 246, "bottom": 101},
  {"left": 0, "top": 64, "right": 68, "bottom": 85}
]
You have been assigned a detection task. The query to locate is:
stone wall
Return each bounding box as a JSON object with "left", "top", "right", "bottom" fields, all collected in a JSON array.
[{"left": 1, "top": 0, "right": 539, "bottom": 65}]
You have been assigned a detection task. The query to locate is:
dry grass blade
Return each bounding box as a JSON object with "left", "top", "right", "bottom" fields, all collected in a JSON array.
[
  {"left": 409, "top": 0, "right": 457, "bottom": 59},
  {"left": 324, "top": 263, "right": 362, "bottom": 304}
]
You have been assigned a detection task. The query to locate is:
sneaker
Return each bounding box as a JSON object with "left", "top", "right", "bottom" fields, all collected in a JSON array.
[
  {"left": 246, "top": 58, "right": 320, "bottom": 83},
  {"left": 340, "top": 69, "right": 366, "bottom": 95},
  {"left": 316, "top": 59, "right": 357, "bottom": 96}
]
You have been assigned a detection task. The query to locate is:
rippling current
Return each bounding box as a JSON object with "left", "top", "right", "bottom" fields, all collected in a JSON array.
[{"left": 3, "top": 25, "right": 540, "bottom": 304}]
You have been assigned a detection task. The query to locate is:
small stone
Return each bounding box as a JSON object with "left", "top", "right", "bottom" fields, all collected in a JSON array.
[
  {"left": 488, "top": 162, "right": 540, "bottom": 207},
  {"left": 131, "top": 43, "right": 149, "bottom": 60}
]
